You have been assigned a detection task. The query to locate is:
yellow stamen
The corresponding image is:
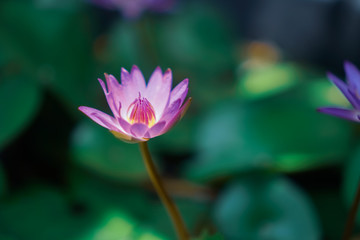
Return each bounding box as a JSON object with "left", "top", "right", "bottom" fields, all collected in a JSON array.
[{"left": 127, "top": 93, "right": 156, "bottom": 127}]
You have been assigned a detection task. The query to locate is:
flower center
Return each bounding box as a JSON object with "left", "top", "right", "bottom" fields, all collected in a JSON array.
[{"left": 127, "top": 93, "right": 156, "bottom": 127}]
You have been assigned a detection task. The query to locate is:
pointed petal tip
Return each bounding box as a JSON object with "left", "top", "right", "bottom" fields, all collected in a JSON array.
[
  {"left": 131, "top": 65, "right": 140, "bottom": 72},
  {"left": 326, "top": 72, "right": 337, "bottom": 79},
  {"left": 163, "top": 68, "right": 173, "bottom": 82},
  {"left": 344, "top": 60, "right": 355, "bottom": 68}
]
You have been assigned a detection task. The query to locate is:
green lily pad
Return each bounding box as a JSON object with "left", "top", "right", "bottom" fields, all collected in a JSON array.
[
  {"left": 213, "top": 175, "right": 321, "bottom": 240},
  {"left": 238, "top": 63, "right": 300, "bottom": 100},
  {"left": 185, "top": 81, "right": 352, "bottom": 181},
  {"left": 0, "top": 1, "right": 96, "bottom": 114},
  {"left": 71, "top": 121, "right": 148, "bottom": 183},
  {"left": 0, "top": 187, "right": 98, "bottom": 240},
  {"left": 72, "top": 172, "right": 211, "bottom": 240},
  {"left": 78, "top": 210, "right": 167, "bottom": 240},
  {"left": 0, "top": 185, "right": 170, "bottom": 240},
  {"left": 0, "top": 76, "right": 41, "bottom": 150},
  {"left": 156, "top": 2, "right": 235, "bottom": 75},
  {"left": 150, "top": 115, "right": 197, "bottom": 153}
]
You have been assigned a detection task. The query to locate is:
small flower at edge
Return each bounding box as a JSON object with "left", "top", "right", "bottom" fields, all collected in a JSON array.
[
  {"left": 79, "top": 66, "right": 191, "bottom": 143},
  {"left": 317, "top": 61, "right": 360, "bottom": 122}
]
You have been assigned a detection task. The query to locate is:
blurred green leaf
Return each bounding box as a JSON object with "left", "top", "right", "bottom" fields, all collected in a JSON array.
[
  {"left": 0, "top": 185, "right": 169, "bottom": 240},
  {"left": 0, "top": 76, "right": 41, "bottom": 150},
  {"left": 104, "top": 20, "right": 148, "bottom": 72},
  {"left": 192, "top": 231, "right": 224, "bottom": 240},
  {"left": 0, "top": 1, "right": 96, "bottom": 114},
  {"left": 237, "top": 63, "right": 300, "bottom": 100},
  {"left": 185, "top": 81, "right": 353, "bottom": 181},
  {"left": 72, "top": 172, "right": 211, "bottom": 240},
  {"left": 150, "top": 115, "right": 197, "bottom": 153},
  {"left": 71, "top": 121, "right": 148, "bottom": 183},
  {"left": 79, "top": 210, "right": 167, "bottom": 240},
  {"left": 0, "top": 187, "right": 98, "bottom": 240},
  {"left": 156, "top": 2, "right": 235, "bottom": 75},
  {"left": 213, "top": 175, "right": 320, "bottom": 240}
]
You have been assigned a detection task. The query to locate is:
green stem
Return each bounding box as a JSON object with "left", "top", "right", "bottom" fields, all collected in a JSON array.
[
  {"left": 139, "top": 141, "right": 189, "bottom": 240},
  {"left": 342, "top": 178, "right": 360, "bottom": 240}
]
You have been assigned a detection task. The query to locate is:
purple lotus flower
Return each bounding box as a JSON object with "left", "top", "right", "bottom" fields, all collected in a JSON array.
[
  {"left": 92, "top": 0, "right": 176, "bottom": 18},
  {"left": 79, "top": 66, "right": 191, "bottom": 143},
  {"left": 318, "top": 61, "right": 360, "bottom": 122}
]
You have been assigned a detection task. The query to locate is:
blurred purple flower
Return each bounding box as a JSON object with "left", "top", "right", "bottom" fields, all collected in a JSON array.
[
  {"left": 318, "top": 61, "right": 360, "bottom": 122},
  {"left": 92, "top": 0, "right": 176, "bottom": 18},
  {"left": 79, "top": 66, "right": 191, "bottom": 143}
]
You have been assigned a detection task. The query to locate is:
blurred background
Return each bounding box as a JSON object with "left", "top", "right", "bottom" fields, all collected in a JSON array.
[{"left": 1, "top": 0, "right": 360, "bottom": 239}]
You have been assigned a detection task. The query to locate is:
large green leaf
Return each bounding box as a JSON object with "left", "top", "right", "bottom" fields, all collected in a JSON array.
[
  {"left": 150, "top": 115, "right": 198, "bottom": 153},
  {"left": 155, "top": 2, "right": 235, "bottom": 75},
  {"left": 0, "top": 76, "right": 41, "bottom": 150},
  {"left": 0, "top": 185, "right": 169, "bottom": 240},
  {"left": 0, "top": 1, "right": 96, "bottom": 114},
  {"left": 213, "top": 175, "right": 321, "bottom": 240},
  {"left": 71, "top": 121, "right": 148, "bottom": 183},
  {"left": 237, "top": 63, "right": 300, "bottom": 101},
  {"left": 78, "top": 210, "right": 167, "bottom": 240},
  {"left": 0, "top": 187, "right": 98, "bottom": 240},
  {"left": 185, "top": 80, "right": 353, "bottom": 181},
  {"left": 72, "top": 172, "right": 211, "bottom": 240}
]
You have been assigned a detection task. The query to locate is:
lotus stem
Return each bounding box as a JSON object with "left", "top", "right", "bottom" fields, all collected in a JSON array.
[
  {"left": 342, "top": 178, "right": 360, "bottom": 240},
  {"left": 139, "top": 141, "right": 189, "bottom": 240}
]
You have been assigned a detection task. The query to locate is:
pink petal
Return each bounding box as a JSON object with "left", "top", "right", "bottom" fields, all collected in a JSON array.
[
  {"left": 117, "top": 116, "right": 132, "bottom": 134},
  {"left": 169, "top": 78, "right": 189, "bottom": 107},
  {"left": 98, "top": 78, "right": 120, "bottom": 118},
  {"left": 115, "top": 66, "right": 147, "bottom": 118},
  {"left": 78, "top": 106, "right": 121, "bottom": 131},
  {"left": 145, "top": 68, "right": 172, "bottom": 120},
  {"left": 159, "top": 97, "right": 192, "bottom": 135},
  {"left": 160, "top": 98, "right": 182, "bottom": 122},
  {"left": 130, "top": 123, "right": 149, "bottom": 138},
  {"left": 144, "top": 121, "right": 166, "bottom": 138},
  {"left": 130, "top": 65, "right": 146, "bottom": 92},
  {"left": 120, "top": 67, "right": 132, "bottom": 85}
]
